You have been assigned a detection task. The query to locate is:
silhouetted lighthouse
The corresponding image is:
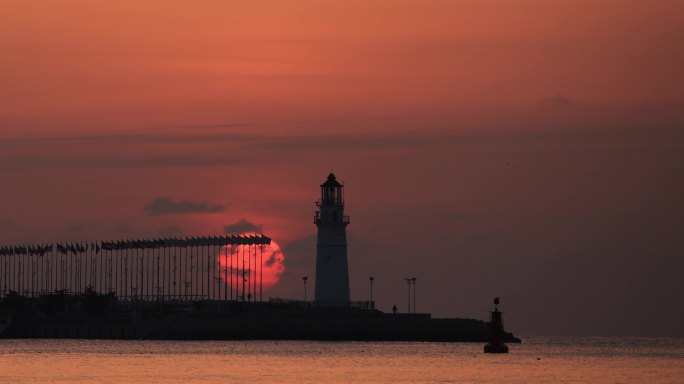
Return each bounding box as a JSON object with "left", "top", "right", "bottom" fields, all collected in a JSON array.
[{"left": 314, "top": 173, "right": 350, "bottom": 306}]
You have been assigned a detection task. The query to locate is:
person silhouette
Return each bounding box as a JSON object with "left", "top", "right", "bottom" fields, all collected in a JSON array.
[{"left": 392, "top": 305, "right": 397, "bottom": 314}]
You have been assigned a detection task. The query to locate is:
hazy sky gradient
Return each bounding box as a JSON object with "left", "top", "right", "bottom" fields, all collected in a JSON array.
[{"left": 1, "top": 0, "right": 683, "bottom": 336}]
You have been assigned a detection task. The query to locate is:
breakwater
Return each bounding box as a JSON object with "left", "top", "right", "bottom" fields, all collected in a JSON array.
[{"left": 1, "top": 299, "right": 520, "bottom": 342}]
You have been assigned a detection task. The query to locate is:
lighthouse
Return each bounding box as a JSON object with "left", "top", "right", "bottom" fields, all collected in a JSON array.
[{"left": 314, "top": 173, "right": 351, "bottom": 306}]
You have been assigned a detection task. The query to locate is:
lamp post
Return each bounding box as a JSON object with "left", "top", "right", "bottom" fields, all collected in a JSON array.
[
  {"left": 302, "top": 276, "right": 308, "bottom": 302},
  {"left": 369, "top": 276, "right": 374, "bottom": 308},
  {"left": 404, "top": 278, "right": 412, "bottom": 313},
  {"left": 411, "top": 277, "right": 417, "bottom": 313}
]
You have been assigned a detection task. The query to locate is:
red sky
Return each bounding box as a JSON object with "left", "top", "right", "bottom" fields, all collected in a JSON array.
[{"left": 1, "top": 0, "right": 683, "bottom": 336}]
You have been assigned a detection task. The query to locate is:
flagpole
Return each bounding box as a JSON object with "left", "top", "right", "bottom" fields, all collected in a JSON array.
[
  {"left": 184, "top": 237, "right": 188, "bottom": 300},
  {"left": 74, "top": 245, "right": 79, "bottom": 294},
  {"left": 211, "top": 239, "right": 216, "bottom": 301},
  {"left": 249, "top": 243, "right": 253, "bottom": 302},
  {"left": 29, "top": 248, "right": 33, "bottom": 297},
  {"left": 97, "top": 244, "right": 102, "bottom": 294},
  {"left": 2, "top": 249, "right": 6, "bottom": 297},
  {"left": 18, "top": 246, "right": 21, "bottom": 296},
  {"left": 41, "top": 246, "right": 45, "bottom": 294},
  {"left": 34, "top": 247, "right": 37, "bottom": 297},
  {"left": 230, "top": 240, "right": 234, "bottom": 301},
  {"left": 13, "top": 247, "right": 16, "bottom": 294},
  {"left": 67, "top": 244, "right": 71, "bottom": 294},
  {"left": 45, "top": 253, "right": 49, "bottom": 294},
  {"left": 139, "top": 241, "right": 144, "bottom": 300},
  {"left": 227, "top": 236, "right": 232, "bottom": 300},
  {"left": 9, "top": 248, "right": 13, "bottom": 295},
  {"left": 164, "top": 240, "right": 168, "bottom": 301},
  {"left": 117, "top": 242, "right": 121, "bottom": 299},
  {"left": 8, "top": 248, "right": 11, "bottom": 295},
  {"left": 124, "top": 244, "right": 128, "bottom": 301},
  {"left": 173, "top": 239, "right": 177, "bottom": 300},
  {"left": 242, "top": 242, "right": 246, "bottom": 302},
  {"left": 210, "top": 240, "right": 214, "bottom": 301},
  {"left": 156, "top": 245, "right": 160, "bottom": 302},
  {"left": 43, "top": 246, "right": 47, "bottom": 294},
  {"left": 58, "top": 246, "right": 62, "bottom": 292},
  {"left": 30, "top": 246, "right": 34, "bottom": 298},
  {"left": 203, "top": 239, "right": 207, "bottom": 300},
  {"left": 19, "top": 246, "right": 22, "bottom": 295},
  {"left": 200, "top": 240, "right": 204, "bottom": 300},
  {"left": 0, "top": 249, "right": 3, "bottom": 298},
  {"left": 12, "top": 247, "right": 16, "bottom": 294},
  {"left": 151, "top": 242, "right": 155, "bottom": 300},
  {"left": 91, "top": 242, "right": 95, "bottom": 292},
  {"left": 260, "top": 244, "right": 263, "bottom": 302},
  {"left": 166, "top": 240, "right": 170, "bottom": 301},
  {"left": 134, "top": 243, "right": 138, "bottom": 300},
  {"left": 195, "top": 238, "right": 199, "bottom": 300},
  {"left": 1, "top": 249, "right": 5, "bottom": 297},
  {"left": 211, "top": 240, "right": 215, "bottom": 301},
  {"left": 21, "top": 245, "right": 26, "bottom": 295},
  {"left": 16, "top": 247, "right": 20, "bottom": 294}
]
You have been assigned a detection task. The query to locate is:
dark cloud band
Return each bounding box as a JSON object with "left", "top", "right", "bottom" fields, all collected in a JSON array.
[
  {"left": 144, "top": 197, "right": 225, "bottom": 216},
  {"left": 224, "top": 219, "right": 263, "bottom": 234}
]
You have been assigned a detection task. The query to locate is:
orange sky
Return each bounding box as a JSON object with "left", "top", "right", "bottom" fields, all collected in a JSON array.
[
  {"left": 1, "top": 1, "right": 683, "bottom": 336},
  {"left": 2, "top": 0, "right": 682, "bottom": 131}
]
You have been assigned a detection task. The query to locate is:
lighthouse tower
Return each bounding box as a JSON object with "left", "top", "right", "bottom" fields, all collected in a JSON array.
[{"left": 314, "top": 173, "right": 350, "bottom": 306}]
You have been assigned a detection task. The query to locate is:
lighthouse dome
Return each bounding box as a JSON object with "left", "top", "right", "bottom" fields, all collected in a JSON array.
[{"left": 320, "top": 173, "right": 342, "bottom": 187}]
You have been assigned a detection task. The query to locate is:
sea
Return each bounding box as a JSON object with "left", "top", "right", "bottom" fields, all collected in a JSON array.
[{"left": 1, "top": 337, "right": 682, "bottom": 383}]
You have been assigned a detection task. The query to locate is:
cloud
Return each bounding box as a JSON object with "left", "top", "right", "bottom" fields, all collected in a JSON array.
[
  {"left": 157, "top": 225, "right": 183, "bottom": 237},
  {"left": 223, "top": 219, "right": 263, "bottom": 234},
  {"left": 280, "top": 235, "right": 316, "bottom": 269},
  {"left": 264, "top": 250, "right": 282, "bottom": 267},
  {"left": 151, "top": 123, "right": 250, "bottom": 131},
  {"left": 144, "top": 197, "right": 226, "bottom": 216},
  {"left": 67, "top": 221, "right": 97, "bottom": 232},
  {"left": 542, "top": 95, "right": 572, "bottom": 106},
  {"left": 113, "top": 222, "right": 132, "bottom": 234},
  {"left": 4, "top": 122, "right": 682, "bottom": 172}
]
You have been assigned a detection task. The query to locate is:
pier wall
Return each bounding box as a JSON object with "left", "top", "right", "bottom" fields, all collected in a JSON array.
[{"left": 1, "top": 305, "right": 520, "bottom": 343}]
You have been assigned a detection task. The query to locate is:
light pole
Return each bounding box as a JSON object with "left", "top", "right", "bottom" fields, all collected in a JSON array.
[
  {"left": 404, "top": 278, "right": 412, "bottom": 313},
  {"left": 369, "top": 276, "right": 374, "bottom": 308},
  {"left": 302, "top": 276, "right": 308, "bottom": 302},
  {"left": 411, "top": 277, "right": 417, "bottom": 313}
]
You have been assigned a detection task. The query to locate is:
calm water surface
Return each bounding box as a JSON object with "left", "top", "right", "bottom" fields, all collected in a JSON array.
[{"left": 1, "top": 337, "right": 682, "bottom": 383}]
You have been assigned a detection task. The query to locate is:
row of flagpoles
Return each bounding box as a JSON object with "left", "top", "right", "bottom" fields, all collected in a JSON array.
[
  {"left": 0, "top": 235, "right": 271, "bottom": 256},
  {"left": 0, "top": 235, "right": 271, "bottom": 303}
]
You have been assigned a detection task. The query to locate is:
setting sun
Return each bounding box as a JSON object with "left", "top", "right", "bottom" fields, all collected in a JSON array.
[{"left": 216, "top": 233, "right": 285, "bottom": 295}]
